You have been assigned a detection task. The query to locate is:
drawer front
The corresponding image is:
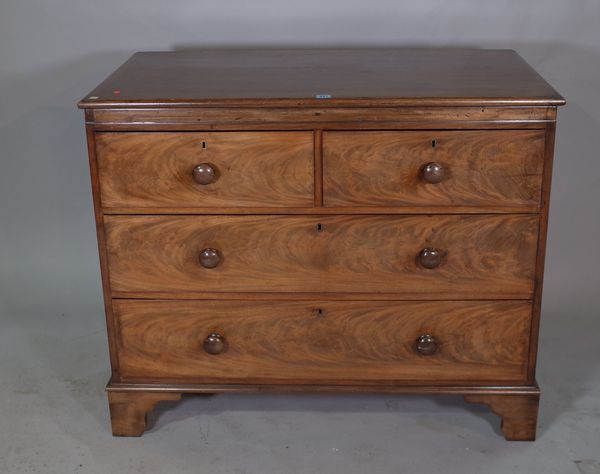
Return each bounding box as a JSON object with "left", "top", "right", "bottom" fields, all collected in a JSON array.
[
  {"left": 105, "top": 215, "right": 538, "bottom": 298},
  {"left": 323, "top": 130, "right": 545, "bottom": 208},
  {"left": 114, "top": 299, "right": 532, "bottom": 383},
  {"left": 96, "top": 132, "right": 314, "bottom": 208}
]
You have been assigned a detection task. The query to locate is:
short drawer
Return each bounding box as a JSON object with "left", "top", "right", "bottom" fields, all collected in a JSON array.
[
  {"left": 114, "top": 299, "right": 532, "bottom": 383},
  {"left": 96, "top": 132, "right": 314, "bottom": 208},
  {"left": 323, "top": 130, "right": 545, "bottom": 208},
  {"left": 105, "top": 214, "right": 538, "bottom": 298}
]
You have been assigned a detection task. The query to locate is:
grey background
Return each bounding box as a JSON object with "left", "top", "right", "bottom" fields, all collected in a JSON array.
[{"left": 1, "top": 1, "right": 599, "bottom": 473}]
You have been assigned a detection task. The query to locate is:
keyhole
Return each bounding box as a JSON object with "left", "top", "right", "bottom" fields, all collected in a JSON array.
[
  {"left": 316, "top": 223, "right": 324, "bottom": 232},
  {"left": 315, "top": 308, "right": 324, "bottom": 317},
  {"left": 431, "top": 139, "right": 437, "bottom": 148},
  {"left": 201, "top": 141, "right": 207, "bottom": 149}
]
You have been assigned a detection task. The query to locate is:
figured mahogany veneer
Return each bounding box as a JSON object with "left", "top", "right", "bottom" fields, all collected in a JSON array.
[
  {"left": 96, "top": 132, "right": 314, "bottom": 208},
  {"left": 79, "top": 49, "right": 564, "bottom": 440},
  {"left": 104, "top": 214, "right": 538, "bottom": 298},
  {"left": 114, "top": 299, "right": 532, "bottom": 383},
  {"left": 323, "top": 130, "right": 545, "bottom": 208}
]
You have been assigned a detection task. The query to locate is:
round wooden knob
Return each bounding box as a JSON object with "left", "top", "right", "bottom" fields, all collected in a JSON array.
[
  {"left": 416, "top": 334, "right": 438, "bottom": 355},
  {"left": 199, "top": 248, "right": 221, "bottom": 268},
  {"left": 421, "top": 162, "right": 446, "bottom": 184},
  {"left": 203, "top": 332, "right": 227, "bottom": 355},
  {"left": 193, "top": 163, "right": 217, "bottom": 185},
  {"left": 418, "top": 247, "right": 443, "bottom": 269}
]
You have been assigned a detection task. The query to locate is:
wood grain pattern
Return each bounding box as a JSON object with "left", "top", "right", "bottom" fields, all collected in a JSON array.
[
  {"left": 104, "top": 214, "right": 538, "bottom": 298},
  {"left": 107, "top": 390, "right": 182, "bottom": 436},
  {"left": 528, "top": 123, "right": 557, "bottom": 382},
  {"left": 464, "top": 393, "right": 540, "bottom": 441},
  {"left": 96, "top": 132, "right": 314, "bottom": 208},
  {"left": 323, "top": 130, "right": 545, "bottom": 208},
  {"left": 87, "top": 106, "right": 556, "bottom": 131},
  {"left": 113, "top": 299, "right": 532, "bottom": 384},
  {"left": 84, "top": 120, "right": 121, "bottom": 379},
  {"left": 78, "top": 49, "right": 564, "bottom": 108},
  {"left": 314, "top": 130, "right": 323, "bottom": 206}
]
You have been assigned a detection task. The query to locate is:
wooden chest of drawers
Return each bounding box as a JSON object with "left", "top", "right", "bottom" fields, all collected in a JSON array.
[{"left": 79, "top": 49, "right": 564, "bottom": 440}]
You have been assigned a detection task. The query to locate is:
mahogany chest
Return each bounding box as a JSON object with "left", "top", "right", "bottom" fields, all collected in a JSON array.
[{"left": 79, "top": 49, "right": 564, "bottom": 440}]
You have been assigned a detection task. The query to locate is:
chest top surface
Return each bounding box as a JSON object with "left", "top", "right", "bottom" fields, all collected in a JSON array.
[{"left": 78, "top": 49, "right": 564, "bottom": 108}]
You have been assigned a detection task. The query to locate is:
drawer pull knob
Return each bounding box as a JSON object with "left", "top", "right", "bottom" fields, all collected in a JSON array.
[
  {"left": 416, "top": 334, "right": 438, "bottom": 355},
  {"left": 193, "top": 163, "right": 217, "bottom": 185},
  {"left": 421, "top": 162, "right": 446, "bottom": 184},
  {"left": 203, "top": 332, "right": 227, "bottom": 355},
  {"left": 199, "top": 248, "right": 221, "bottom": 268},
  {"left": 418, "top": 247, "right": 443, "bottom": 269}
]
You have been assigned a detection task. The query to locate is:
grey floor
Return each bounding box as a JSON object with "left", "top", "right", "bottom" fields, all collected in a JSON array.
[{"left": 1, "top": 300, "right": 598, "bottom": 474}]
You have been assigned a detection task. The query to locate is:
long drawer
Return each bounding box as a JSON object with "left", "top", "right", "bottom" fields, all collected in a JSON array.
[
  {"left": 105, "top": 214, "right": 538, "bottom": 298},
  {"left": 96, "top": 131, "right": 314, "bottom": 208},
  {"left": 323, "top": 130, "right": 545, "bottom": 208},
  {"left": 114, "top": 299, "right": 532, "bottom": 384}
]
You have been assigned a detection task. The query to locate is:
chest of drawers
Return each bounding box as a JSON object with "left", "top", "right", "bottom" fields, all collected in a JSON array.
[{"left": 79, "top": 49, "right": 564, "bottom": 440}]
